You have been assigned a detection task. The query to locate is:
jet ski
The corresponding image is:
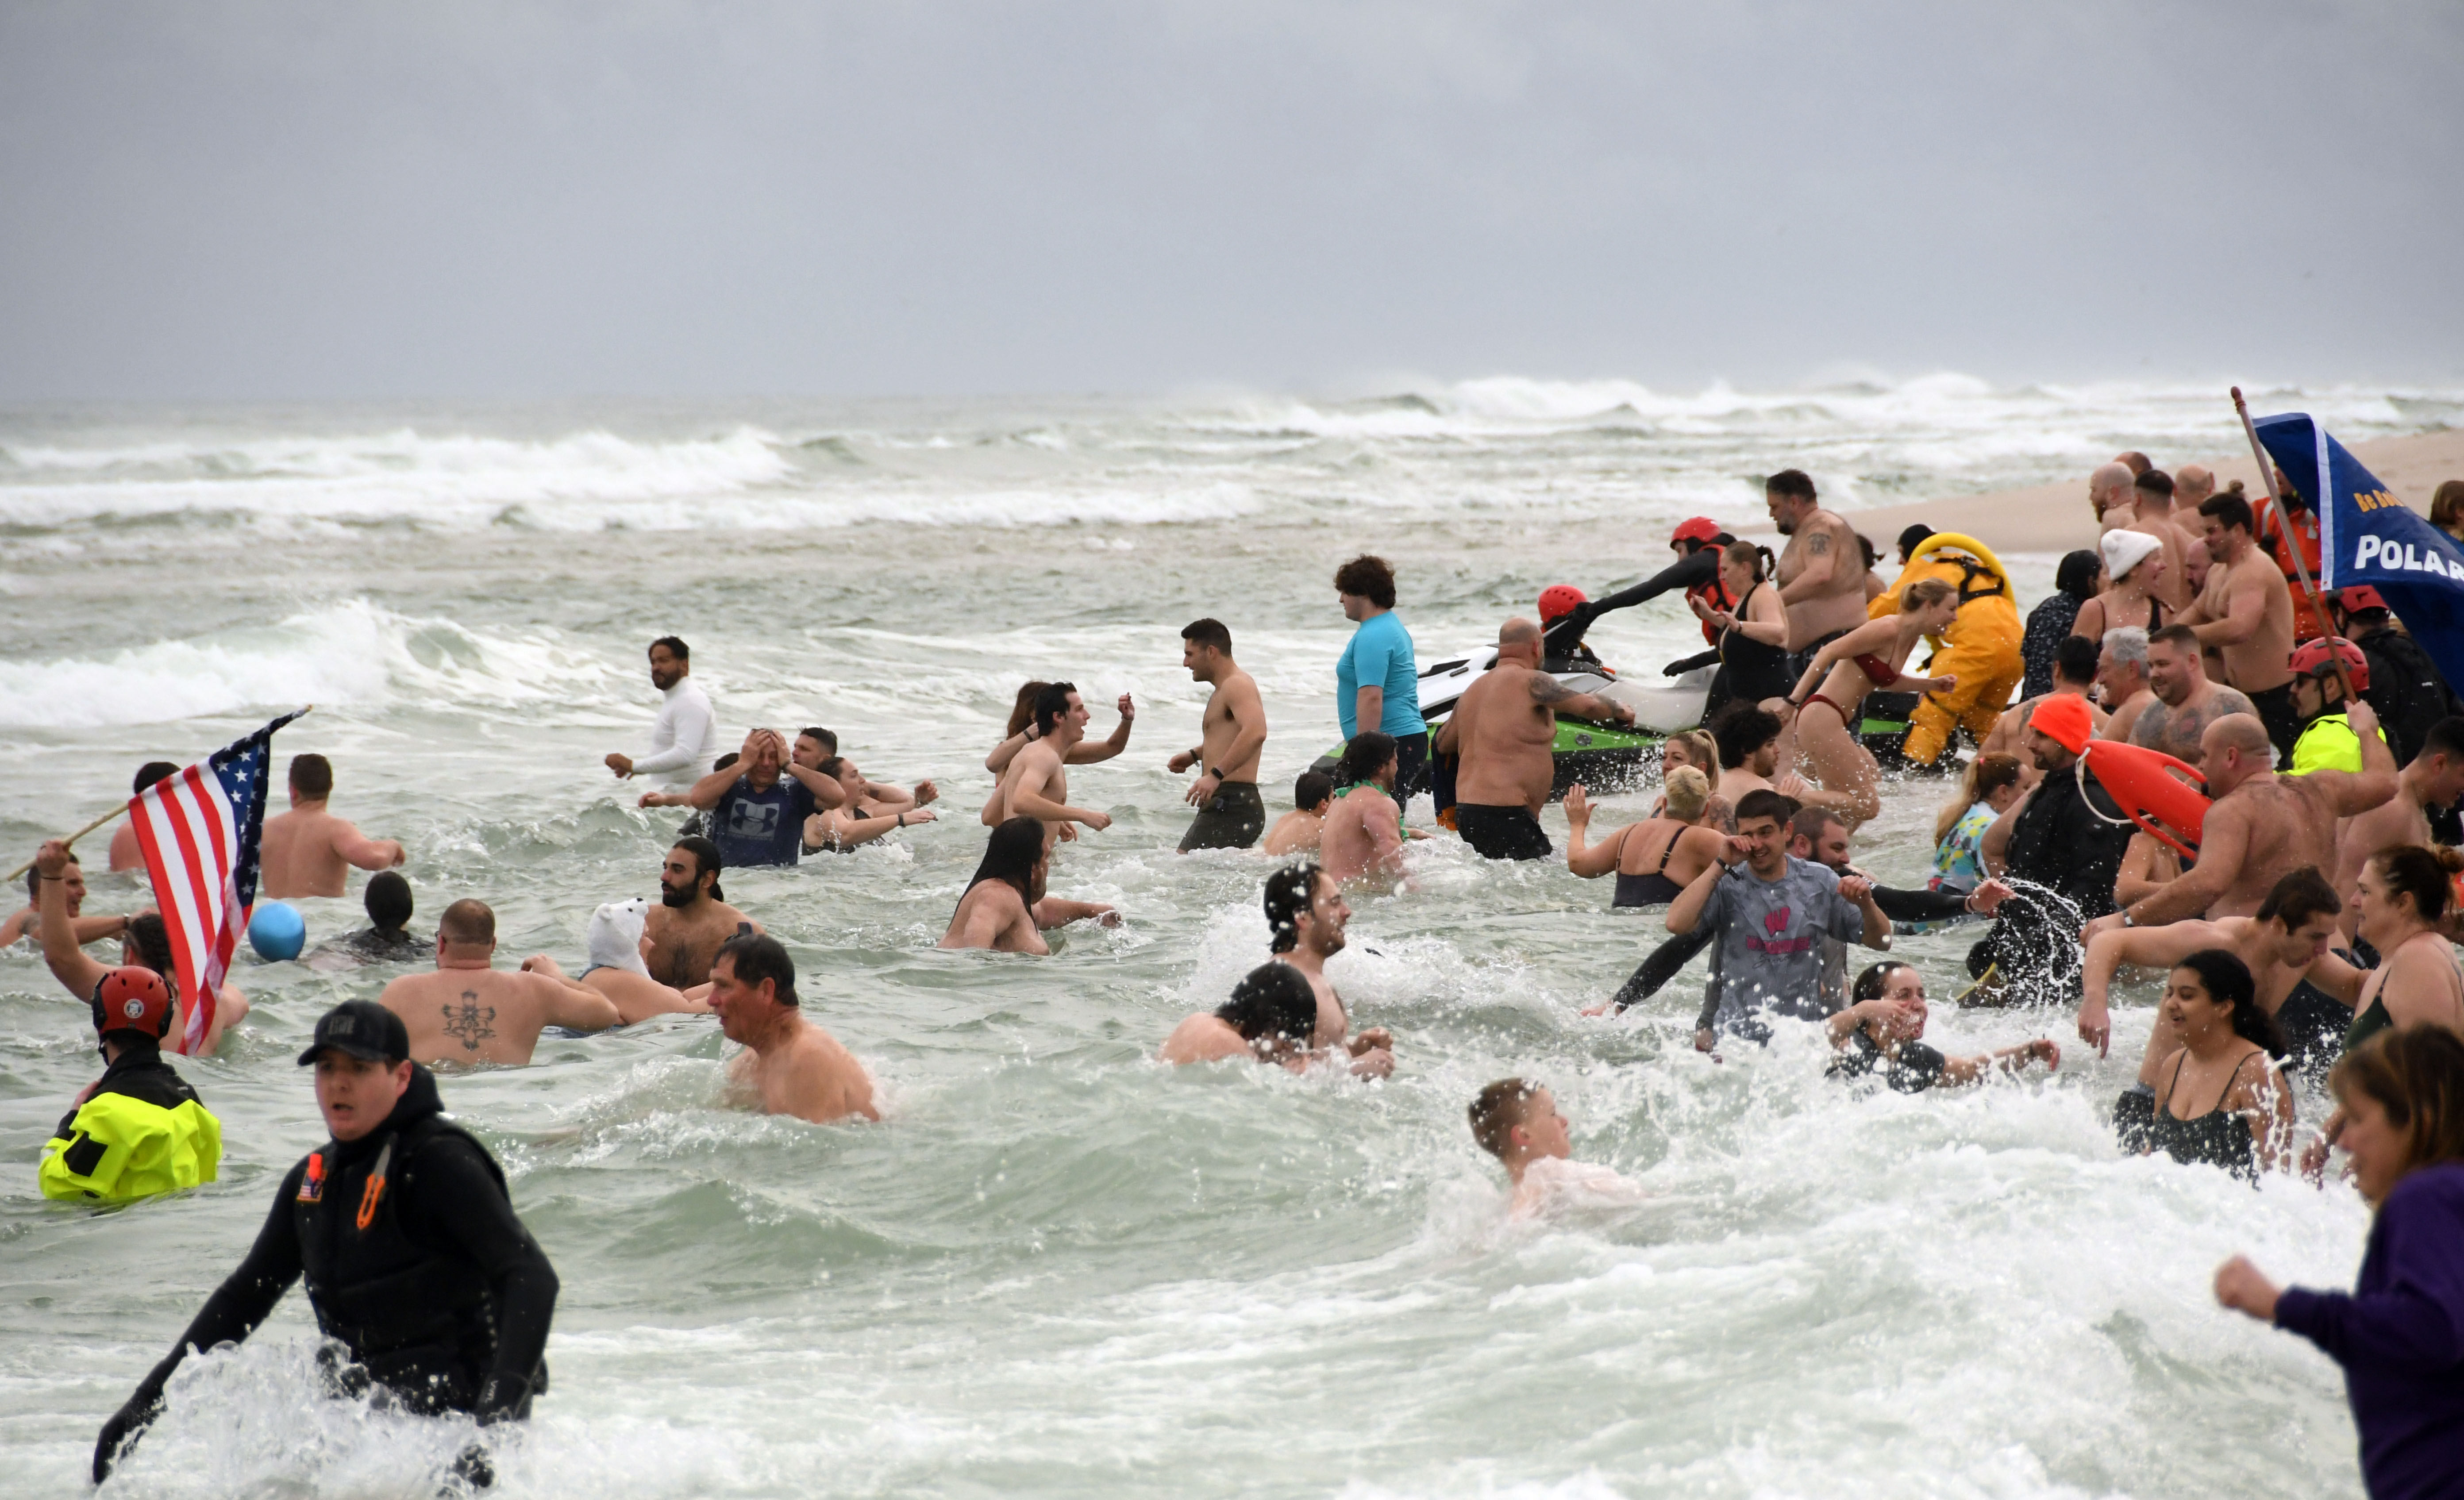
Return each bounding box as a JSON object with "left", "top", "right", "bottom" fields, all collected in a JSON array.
[{"left": 1313, "top": 649, "right": 1713, "bottom": 800}]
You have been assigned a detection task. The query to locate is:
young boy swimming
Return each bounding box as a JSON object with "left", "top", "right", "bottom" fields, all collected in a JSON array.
[{"left": 1467, "top": 1078, "right": 1647, "bottom": 1219}]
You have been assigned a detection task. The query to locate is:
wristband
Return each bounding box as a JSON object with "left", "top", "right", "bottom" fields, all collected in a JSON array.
[{"left": 895, "top": 813, "right": 905, "bottom": 828}]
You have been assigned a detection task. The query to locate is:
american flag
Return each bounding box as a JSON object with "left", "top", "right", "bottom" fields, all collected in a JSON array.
[{"left": 128, "top": 711, "right": 304, "bottom": 1054}]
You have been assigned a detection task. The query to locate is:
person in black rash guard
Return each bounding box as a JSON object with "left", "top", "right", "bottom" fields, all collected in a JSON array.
[
  {"left": 2332, "top": 585, "right": 2463, "bottom": 765},
  {"left": 1541, "top": 517, "right": 1735, "bottom": 673},
  {"left": 94, "top": 1000, "right": 558, "bottom": 1488},
  {"left": 1964, "top": 693, "right": 2133, "bottom": 1005}
]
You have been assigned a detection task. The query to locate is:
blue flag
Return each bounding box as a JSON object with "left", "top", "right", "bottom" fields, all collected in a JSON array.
[{"left": 2251, "top": 412, "right": 2464, "bottom": 696}]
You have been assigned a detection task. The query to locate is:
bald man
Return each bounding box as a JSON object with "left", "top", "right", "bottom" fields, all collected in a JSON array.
[
  {"left": 2084, "top": 706, "right": 2395, "bottom": 937},
  {"left": 2089, "top": 462, "right": 2140, "bottom": 535},
  {"left": 1435, "top": 618, "right": 1636, "bottom": 859},
  {"left": 2176, "top": 464, "right": 2216, "bottom": 510}
]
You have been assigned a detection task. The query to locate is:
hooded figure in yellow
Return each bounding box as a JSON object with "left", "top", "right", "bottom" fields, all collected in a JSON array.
[{"left": 1867, "top": 533, "right": 2025, "bottom": 763}]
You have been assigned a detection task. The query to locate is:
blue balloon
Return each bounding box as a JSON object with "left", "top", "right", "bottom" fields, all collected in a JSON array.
[{"left": 248, "top": 900, "right": 307, "bottom": 962}]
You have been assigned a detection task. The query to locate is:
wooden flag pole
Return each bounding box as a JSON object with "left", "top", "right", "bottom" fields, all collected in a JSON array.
[
  {"left": 4, "top": 704, "right": 316, "bottom": 885},
  {"left": 2231, "top": 387, "right": 2359, "bottom": 711}
]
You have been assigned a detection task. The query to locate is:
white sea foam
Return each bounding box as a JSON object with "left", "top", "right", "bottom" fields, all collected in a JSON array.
[
  {"left": 3, "top": 375, "right": 2450, "bottom": 540},
  {"left": 0, "top": 599, "right": 615, "bottom": 730}
]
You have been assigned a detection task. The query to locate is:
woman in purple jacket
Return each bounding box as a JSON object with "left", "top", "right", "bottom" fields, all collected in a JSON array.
[{"left": 2215, "top": 1026, "right": 2464, "bottom": 1500}]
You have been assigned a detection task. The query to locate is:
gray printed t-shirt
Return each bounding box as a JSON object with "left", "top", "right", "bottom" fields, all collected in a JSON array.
[{"left": 1699, "top": 855, "right": 1868, "bottom": 1030}]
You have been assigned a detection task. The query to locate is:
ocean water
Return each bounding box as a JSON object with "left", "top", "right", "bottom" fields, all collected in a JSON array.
[{"left": 2, "top": 375, "right": 2456, "bottom": 1499}]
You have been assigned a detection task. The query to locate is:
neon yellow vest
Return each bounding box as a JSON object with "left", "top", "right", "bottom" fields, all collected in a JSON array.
[{"left": 40, "top": 1088, "right": 222, "bottom": 1203}]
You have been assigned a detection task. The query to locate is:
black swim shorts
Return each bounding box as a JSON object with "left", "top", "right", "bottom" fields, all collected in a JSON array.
[
  {"left": 1454, "top": 803, "right": 1552, "bottom": 861},
  {"left": 1178, "top": 780, "right": 1267, "bottom": 852}
]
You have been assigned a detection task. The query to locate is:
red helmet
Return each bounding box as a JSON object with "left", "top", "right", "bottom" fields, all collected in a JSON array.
[
  {"left": 91, "top": 966, "right": 173, "bottom": 1041},
  {"left": 2288, "top": 635, "right": 2369, "bottom": 693},
  {"left": 1670, "top": 517, "right": 1727, "bottom": 549},
  {"left": 2337, "top": 585, "right": 2389, "bottom": 613},
  {"left": 1537, "top": 584, "right": 1588, "bottom": 623}
]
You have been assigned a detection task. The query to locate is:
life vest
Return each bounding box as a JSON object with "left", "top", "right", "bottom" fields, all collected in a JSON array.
[
  {"left": 2290, "top": 710, "right": 2385, "bottom": 777},
  {"left": 40, "top": 1047, "right": 220, "bottom": 1202},
  {"left": 1683, "top": 569, "right": 1736, "bottom": 646},
  {"left": 2258, "top": 503, "right": 2328, "bottom": 642},
  {"left": 292, "top": 1090, "right": 537, "bottom": 1413}
]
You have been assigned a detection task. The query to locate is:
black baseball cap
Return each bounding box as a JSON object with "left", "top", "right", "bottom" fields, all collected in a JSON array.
[{"left": 297, "top": 999, "right": 410, "bottom": 1066}]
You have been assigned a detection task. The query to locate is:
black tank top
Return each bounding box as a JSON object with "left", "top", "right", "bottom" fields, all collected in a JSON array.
[
  {"left": 2148, "top": 1048, "right": 2261, "bottom": 1179},
  {"left": 1613, "top": 823, "right": 1687, "bottom": 908}
]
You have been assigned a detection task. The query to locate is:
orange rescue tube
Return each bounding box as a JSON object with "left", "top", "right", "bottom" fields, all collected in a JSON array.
[{"left": 2078, "top": 739, "right": 2209, "bottom": 860}]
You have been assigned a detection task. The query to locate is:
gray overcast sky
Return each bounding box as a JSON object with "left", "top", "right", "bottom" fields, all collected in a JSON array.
[{"left": 3, "top": 1, "right": 2458, "bottom": 401}]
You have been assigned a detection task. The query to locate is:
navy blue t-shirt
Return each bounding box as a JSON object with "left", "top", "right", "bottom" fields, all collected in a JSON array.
[{"left": 710, "top": 775, "right": 818, "bottom": 868}]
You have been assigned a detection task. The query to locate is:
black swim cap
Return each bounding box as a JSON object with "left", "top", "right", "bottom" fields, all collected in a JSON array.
[
  {"left": 1216, "top": 962, "right": 1317, "bottom": 1046},
  {"left": 364, "top": 870, "right": 413, "bottom": 933}
]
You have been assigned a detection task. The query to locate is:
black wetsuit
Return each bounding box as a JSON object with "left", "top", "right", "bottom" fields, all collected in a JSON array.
[
  {"left": 1542, "top": 550, "right": 1723, "bottom": 668},
  {"left": 2354, "top": 623, "right": 2462, "bottom": 765},
  {"left": 2248, "top": 681, "right": 2303, "bottom": 764},
  {"left": 1827, "top": 1029, "right": 1949, "bottom": 1093},
  {"left": 96, "top": 1066, "right": 557, "bottom": 1483},
  {"left": 1964, "top": 763, "right": 2131, "bottom": 1005}
]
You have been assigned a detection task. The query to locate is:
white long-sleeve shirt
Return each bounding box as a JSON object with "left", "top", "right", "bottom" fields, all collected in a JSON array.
[{"left": 631, "top": 677, "right": 718, "bottom": 785}]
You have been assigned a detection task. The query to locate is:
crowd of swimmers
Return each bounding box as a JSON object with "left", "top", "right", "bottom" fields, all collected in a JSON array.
[{"left": 18, "top": 465, "right": 2464, "bottom": 1493}]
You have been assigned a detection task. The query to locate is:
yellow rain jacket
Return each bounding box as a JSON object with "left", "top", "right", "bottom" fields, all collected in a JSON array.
[
  {"left": 1870, "top": 538, "right": 2026, "bottom": 764},
  {"left": 40, "top": 1047, "right": 221, "bottom": 1203}
]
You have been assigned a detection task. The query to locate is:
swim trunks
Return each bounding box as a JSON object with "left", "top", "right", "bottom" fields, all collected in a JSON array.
[
  {"left": 1454, "top": 803, "right": 1552, "bottom": 861},
  {"left": 1178, "top": 780, "right": 1266, "bottom": 851}
]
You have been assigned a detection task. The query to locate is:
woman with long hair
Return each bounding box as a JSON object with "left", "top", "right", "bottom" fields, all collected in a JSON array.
[
  {"left": 2142, "top": 949, "right": 2292, "bottom": 1178},
  {"left": 1778, "top": 577, "right": 1963, "bottom": 826},
  {"left": 1930, "top": 751, "right": 2024, "bottom": 894},
  {"left": 2301, "top": 844, "right": 2464, "bottom": 1175},
  {"left": 1691, "top": 542, "right": 1790, "bottom": 721},
  {"left": 1563, "top": 767, "right": 1730, "bottom": 909},
  {"left": 2216, "top": 1026, "right": 2464, "bottom": 1499}
]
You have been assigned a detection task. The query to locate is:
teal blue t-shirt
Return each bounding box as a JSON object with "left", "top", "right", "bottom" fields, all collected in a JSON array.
[{"left": 1336, "top": 611, "right": 1426, "bottom": 738}]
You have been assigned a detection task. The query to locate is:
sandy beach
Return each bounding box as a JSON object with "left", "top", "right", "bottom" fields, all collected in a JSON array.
[{"left": 1842, "top": 427, "right": 2464, "bottom": 558}]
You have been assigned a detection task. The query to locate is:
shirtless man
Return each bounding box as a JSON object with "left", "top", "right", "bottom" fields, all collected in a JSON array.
[
  {"left": 1434, "top": 618, "right": 1636, "bottom": 860},
  {"left": 710, "top": 932, "right": 877, "bottom": 1123},
  {"left": 1, "top": 854, "right": 131, "bottom": 950},
  {"left": 1168, "top": 619, "right": 1271, "bottom": 852},
  {"left": 1979, "top": 634, "right": 2107, "bottom": 784},
  {"left": 376, "top": 899, "right": 619, "bottom": 1066},
  {"left": 2078, "top": 866, "right": 2352, "bottom": 1063},
  {"left": 2331, "top": 717, "right": 2464, "bottom": 941},
  {"left": 2180, "top": 490, "right": 2299, "bottom": 759},
  {"left": 2095, "top": 627, "right": 2157, "bottom": 745},
  {"left": 533, "top": 899, "right": 711, "bottom": 1025},
  {"left": 1711, "top": 704, "right": 1785, "bottom": 801},
  {"left": 2130, "top": 623, "right": 2256, "bottom": 767},
  {"left": 2129, "top": 467, "right": 2196, "bottom": 611},
  {"left": 1262, "top": 771, "right": 1334, "bottom": 857},
  {"left": 1159, "top": 962, "right": 1324, "bottom": 1071},
  {"left": 1767, "top": 469, "right": 1872, "bottom": 678},
  {"left": 259, "top": 754, "right": 406, "bottom": 900},
  {"left": 2087, "top": 707, "right": 2396, "bottom": 933},
  {"left": 2176, "top": 464, "right": 2216, "bottom": 511},
  {"left": 939, "top": 816, "right": 1118, "bottom": 953},
  {"left": 1262, "top": 861, "right": 1395, "bottom": 1076},
  {"left": 981, "top": 688, "right": 1133, "bottom": 827},
  {"left": 106, "top": 762, "right": 177, "bottom": 872},
  {"left": 996, "top": 683, "right": 1116, "bottom": 844},
  {"left": 643, "top": 836, "right": 762, "bottom": 989},
  {"left": 1319, "top": 734, "right": 1407, "bottom": 884}
]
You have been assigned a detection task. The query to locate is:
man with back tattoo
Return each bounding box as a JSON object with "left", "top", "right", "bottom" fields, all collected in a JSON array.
[
  {"left": 1767, "top": 469, "right": 1873, "bottom": 686},
  {"left": 2129, "top": 623, "right": 2256, "bottom": 768}
]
